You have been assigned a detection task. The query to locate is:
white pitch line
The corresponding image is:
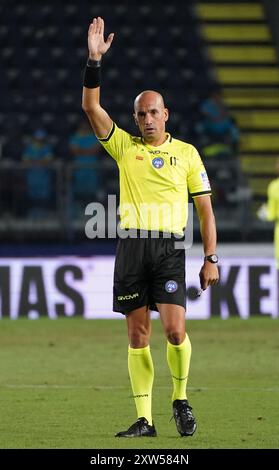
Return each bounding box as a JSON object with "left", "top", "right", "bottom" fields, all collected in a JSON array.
[{"left": 1, "top": 384, "right": 279, "bottom": 392}]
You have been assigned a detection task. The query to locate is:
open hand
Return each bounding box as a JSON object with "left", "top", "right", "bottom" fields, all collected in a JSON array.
[{"left": 88, "top": 17, "right": 114, "bottom": 61}]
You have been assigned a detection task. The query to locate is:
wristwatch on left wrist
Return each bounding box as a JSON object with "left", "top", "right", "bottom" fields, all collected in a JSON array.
[{"left": 204, "top": 254, "right": 219, "bottom": 264}]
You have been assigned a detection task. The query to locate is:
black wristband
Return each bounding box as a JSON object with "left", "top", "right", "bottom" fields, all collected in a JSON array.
[
  {"left": 83, "top": 62, "right": 101, "bottom": 88},
  {"left": 87, "top": 58, "right": 102, "bottom": 68}
]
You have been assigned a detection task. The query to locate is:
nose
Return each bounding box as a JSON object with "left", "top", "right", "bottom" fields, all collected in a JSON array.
[{"left": 144, "top": 112, "right": 152, "bottom": 126}]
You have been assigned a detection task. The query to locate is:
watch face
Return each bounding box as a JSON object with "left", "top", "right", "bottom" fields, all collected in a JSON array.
[{"left": 206, "top": 254, "right": 218, "bottom": 263}]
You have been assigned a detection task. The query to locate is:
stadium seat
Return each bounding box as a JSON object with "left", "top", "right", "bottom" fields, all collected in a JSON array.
[
  {"left": 197, "top": 0, "right": 279, "bottom": 216},
  {"left": 0, "top": 0, "right": 244, "bottom": 239}
]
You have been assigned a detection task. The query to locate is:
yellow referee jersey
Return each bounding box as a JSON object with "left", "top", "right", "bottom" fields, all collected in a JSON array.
[
  {"left": 98, "top": 123, "right": 211, "bottom": 234},
  {"left": 267, "top": 177, "right": 279, "bottom": 267}
]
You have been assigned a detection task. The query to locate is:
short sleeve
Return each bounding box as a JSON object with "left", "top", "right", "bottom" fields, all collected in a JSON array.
[
  {"left": 97, "top": 122, "right": 132, "bottom": 163},
  {"left": 187, "top": 146, "right": 211, "bottom": 197}
]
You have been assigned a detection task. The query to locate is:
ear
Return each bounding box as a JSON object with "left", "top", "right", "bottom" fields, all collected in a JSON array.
[
  {"left": 133, "top": 113, "right": 138, "bottom": 126},
  {"left": 164, "top": 108, "right": 169, "bottom": 122}
]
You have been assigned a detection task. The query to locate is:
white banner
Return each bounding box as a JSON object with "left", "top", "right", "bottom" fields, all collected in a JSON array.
[{"left": 0, "top": 256, "right": 278, "bottom": 319}]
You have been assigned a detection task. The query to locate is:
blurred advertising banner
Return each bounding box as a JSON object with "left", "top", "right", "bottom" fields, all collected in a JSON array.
[{"left": 0, "top": 257, "right": 278, "bottom": 319}]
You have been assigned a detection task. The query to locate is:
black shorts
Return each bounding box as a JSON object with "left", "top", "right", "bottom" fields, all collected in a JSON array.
[{"left": 113, "top": 234, "right": 186, "bottom": 315}]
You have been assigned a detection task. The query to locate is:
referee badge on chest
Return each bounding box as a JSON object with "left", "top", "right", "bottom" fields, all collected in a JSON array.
[{"left": 152, "top": 157, "right": 164, "bottom": 169}]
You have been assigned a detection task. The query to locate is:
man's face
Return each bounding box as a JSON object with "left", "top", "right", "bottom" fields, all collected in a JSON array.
[{"left": 133, "top": 92, "right": 169, "bottom": 144}]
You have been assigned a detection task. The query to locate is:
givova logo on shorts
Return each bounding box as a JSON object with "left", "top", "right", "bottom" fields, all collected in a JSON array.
[
  {"left": 117, "top": 293, "right": 139, "bottom": 301},
  {"left": 165, "top": 280, "right": 178, "bottom": 293}
]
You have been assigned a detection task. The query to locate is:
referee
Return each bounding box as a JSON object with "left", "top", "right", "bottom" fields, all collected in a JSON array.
[
  {"left": 258, "top": 157, "right": 279, "bottom": 269},
  {"left": 82, "top": 17, "right": 219, "bottom": 438}
]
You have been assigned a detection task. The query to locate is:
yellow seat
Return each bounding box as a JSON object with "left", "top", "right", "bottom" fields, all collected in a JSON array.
[
  {"left": 197, "top": 3, "right": 264, "bottom": 20},
  {"left": 241, "top": 156, "right": 278, "bottom": 174},
  {"left": 202, "top": 24, "right": 270, "bottom": 42},
  {"left": 240, "top": 133, "right": 279, "bottom": 152},
  {"left": 216, "top": 67, "right": 279, "bottom": 84},
  {"left": 223, "top": 88, "right": 279, "bottom": 107},
  {"left": 209, "top": 46, "right": 276, "bottom": 63},
  {"left": 233, "top": 111, "right": 279, "bottom": 129},
  {"left": 224, "top": 95, "right": 279, "bottom": 107}
]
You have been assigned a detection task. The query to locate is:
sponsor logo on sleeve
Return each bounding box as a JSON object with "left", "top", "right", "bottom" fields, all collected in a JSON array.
[{"left": 200, "top": 171, "right": 211, "bottom": 190}]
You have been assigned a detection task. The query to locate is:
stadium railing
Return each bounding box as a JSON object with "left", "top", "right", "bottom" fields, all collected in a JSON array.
[{"left": 0, "top": 159, "right": 272, "bottom": 242}]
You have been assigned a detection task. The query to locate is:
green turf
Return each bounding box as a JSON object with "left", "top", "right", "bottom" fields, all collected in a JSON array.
[{"left": 0, "top": 317, "right": 278, "bottom": 449}]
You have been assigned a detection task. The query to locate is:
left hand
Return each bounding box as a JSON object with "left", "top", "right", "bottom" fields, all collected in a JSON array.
[{"left": 199, "top": 262, "right": 219, "bottom": 290}]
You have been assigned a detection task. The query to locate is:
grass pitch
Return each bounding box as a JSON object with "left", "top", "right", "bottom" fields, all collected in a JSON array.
[{"left": 0, "top": 317, "right": 278, "bottom": 449}]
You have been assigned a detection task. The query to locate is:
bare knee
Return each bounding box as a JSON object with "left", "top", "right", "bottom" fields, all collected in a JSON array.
[
  {"left": 158, "top": 303, "right": 186, "bottom": 345},
  {"left": 165, "top": 327, "right": 185, "bottom": 345}
]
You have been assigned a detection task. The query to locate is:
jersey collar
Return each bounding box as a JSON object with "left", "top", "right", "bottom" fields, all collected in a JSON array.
[{"left": 141, "top": 133, "right": 172, "bottom": 148}]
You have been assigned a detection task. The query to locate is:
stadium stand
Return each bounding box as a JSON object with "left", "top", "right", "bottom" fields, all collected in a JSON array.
[
  {"left": 0, "top": 1, "right": 212, "bottom": 143},
  {"left": 0, "top": 0, "right": 277, "bottom": 242},
  {"left": 0, "top": 0, "right": 214, "bottom": 241},
  {"left": 197, "top": 0, "right": 279, "bottom": 226}
]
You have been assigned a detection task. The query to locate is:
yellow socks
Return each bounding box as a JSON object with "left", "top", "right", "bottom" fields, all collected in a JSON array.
[
  {"left": 167, "top": 334, "right": 192, "bottom": 402},
  {"left": 128, "top": 337, "right": 191, "bottom": 423},
  {"left": 128, "top": 345, "right": 154, "bottom": 425}
]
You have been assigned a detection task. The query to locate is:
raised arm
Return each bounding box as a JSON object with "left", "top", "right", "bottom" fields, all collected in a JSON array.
[{"left": 82, "top": 17, "right": 114, "bottom": 138}]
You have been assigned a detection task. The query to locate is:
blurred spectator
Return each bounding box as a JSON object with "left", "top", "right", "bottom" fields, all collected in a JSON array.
[
  {"left": 257, "top": 157, "right": 279, "bottom": 269},
  {"left": 195, "top": 86, "right": 240, "bottom": 158},
  {"left": 22, "top": 128, "right": 54, "bottom": 217},
  {"left": 69, "top": 119, "right": 102, "bottom": 215},
  {"left": 193, "top": 87, "right": 241, "bottom": 209}
]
